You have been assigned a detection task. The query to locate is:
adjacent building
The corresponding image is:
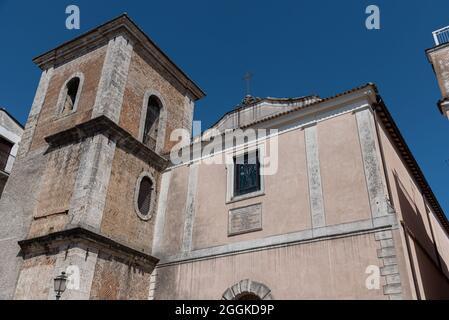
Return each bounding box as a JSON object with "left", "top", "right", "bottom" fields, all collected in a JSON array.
[
  {"left": 427, "top": 25, "right": 449, "bottom": 120},
  {"left": 0, "top": 108, "right": 23, "bottom": 196},
  {"left": 0, "top": 15, "right": 448, "bottom": 300}
]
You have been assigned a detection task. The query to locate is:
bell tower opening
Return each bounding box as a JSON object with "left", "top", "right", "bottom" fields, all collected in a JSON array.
[{"left": 143, "top": 95, "right": 162, "bottom": 151}]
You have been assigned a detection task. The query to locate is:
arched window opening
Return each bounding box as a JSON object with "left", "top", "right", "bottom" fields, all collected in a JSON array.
[
  {"left": 222, "top": 280, "right": 273, "bottom": 300},
  {"left": 62, "top": 77, "right": 80, "bottom": 114},
  {"left": 137, "top": 176, "right": 153, "bottom": 217},
  {"left": 143, "top": 96, "right": 161, "bottom": 150},
  {"left": 235, "top": 293, "right": 261, "bottom": 301}
]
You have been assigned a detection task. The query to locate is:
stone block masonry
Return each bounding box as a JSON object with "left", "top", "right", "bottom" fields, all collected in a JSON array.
[
  {"left": 374, "top": 229, "right": 403, "bottom": 300},
  {"left": 92, "top": 35, "right": 133, "bottom": 123},
  {"left": 0, "top": 148, "right": 48, "bottom": 299},
  {"left": 69, "top": 135, "right": 116, "bottom": 231}
]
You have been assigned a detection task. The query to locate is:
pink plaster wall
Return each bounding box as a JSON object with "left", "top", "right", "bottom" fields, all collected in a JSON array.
[
  {"left": 155, "top": 233, "right": 386, "bottom": 300},
  {"left": 317, "top": 113, "right": 371, "bottom": 225}
]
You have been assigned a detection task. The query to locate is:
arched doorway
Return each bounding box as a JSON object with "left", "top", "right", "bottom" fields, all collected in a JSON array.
[
  {"left": 235, "top": 293, "right": 262, "bottom": 301},
  {"left": 222, "top": 279, "right": 273, "bottom": 300}
]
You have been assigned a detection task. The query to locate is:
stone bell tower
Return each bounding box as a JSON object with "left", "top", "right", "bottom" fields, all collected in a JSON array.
[
  {"left": 427, "top": 25, "right": 449, "bottom": 119},
  {"left": 0, "top": 14, "right": 204, "bottom": 300}
]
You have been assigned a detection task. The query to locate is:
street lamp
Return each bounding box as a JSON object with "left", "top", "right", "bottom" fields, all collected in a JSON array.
[{"left": 54, "top": 271, "right": 68, "bottom": 300}]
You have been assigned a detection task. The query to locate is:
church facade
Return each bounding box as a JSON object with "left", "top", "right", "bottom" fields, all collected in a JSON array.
[{"left": 0, "top": 14, "right": 449, "bottom": 300}]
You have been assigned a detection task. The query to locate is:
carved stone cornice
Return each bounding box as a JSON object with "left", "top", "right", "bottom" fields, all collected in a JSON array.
[
  {"left": 32, "top": 14, "right": 205, "bottom": 101},
  {"left": 44, "top": 115, "right": 169, "bottom": 171},
  {"left": 18, "top": 226, "right": 159, "bottom": 269}
]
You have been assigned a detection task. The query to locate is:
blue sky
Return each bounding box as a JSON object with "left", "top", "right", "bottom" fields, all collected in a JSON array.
[{"left": 0, "top": 0, "right": 448, "bottom": 214}]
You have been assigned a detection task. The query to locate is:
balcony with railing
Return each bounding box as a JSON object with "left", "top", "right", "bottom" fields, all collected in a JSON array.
[{"left": 433, "top": 26, "right": 449, "bottom": 46}]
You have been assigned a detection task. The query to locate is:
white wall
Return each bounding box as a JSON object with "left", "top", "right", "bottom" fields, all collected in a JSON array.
[{"left": 0, "top": 110, "right": 23, "bottom": 173}]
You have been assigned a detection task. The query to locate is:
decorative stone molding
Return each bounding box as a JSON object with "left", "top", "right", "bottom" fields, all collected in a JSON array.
[
  {"left": 54, "top": 72, "right": 85, "bottom": 116},
  {"left": 222, "top": 279, "right": 273, "bottom": 300},
  {"left": 304, "top": 124, "right": 326, "bottom": 230},
  {"left": 68, "top": 134, "right": 116, "bottom": 231},
  {"left": 134, "top": 172, "right": 157, "bottom": 221},
  {"left": 18, "top": 226, "right": 159, "bottom": 269},
  {"left": 139, "top": 90, "right": 168, "bottom": 154},
  {"left": 148, "top": 268, "right": 158, "bottom": 300},
  {"left": 46, "top": 243, "right": 99, "bottom": 300},
  {"left": 160, "top": 214, "right": 398, "bottom": 265},
  {"left": 152, "top": 171, "right": 172, "bottom": 257},
  {"left": 225, "top": 144, "right": 265, "bottom": 204},
  {"left": 355, "top": 108, "right": 388, "bottom": 218},
  {"left": 228, "top": 203, "right": 263, "bottom": 237},
  {"left": 181, "top": 163, "right": 199, "bottom": 254},
  {"left": 374, "top": 229, "right": 403, "bottom": 300},
  {"left": 16, "top": 67, "right": 54, "bottom": 160},
  {"left": 44, "top": 115, "right": 169, "bottom": 171}
]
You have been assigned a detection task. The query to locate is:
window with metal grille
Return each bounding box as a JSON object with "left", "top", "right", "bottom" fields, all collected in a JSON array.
[
  {"left": 143, "top": 96, "right": 161, "bottom": 150},
  {"left": 137, "top": 176, "right": 153, "bottom": 217},
  {"left": 234, "top": 151, "right": 260, "bottom": 197},
  {"left": 62, "top": 77, "right": 80, "bottom": 114}
]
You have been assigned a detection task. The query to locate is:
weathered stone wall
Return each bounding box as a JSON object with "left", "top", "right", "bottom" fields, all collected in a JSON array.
[
  {"left": 91, "top": 36, "right": 133, "bottom": 124},
  {"left": 89, "top": 251, "right": 152, "bottom": 300},
  {"left": 14, "top": 252, "right": 57, "bottom": 300},
  {"left": 0, "top": 57, "right": 56, "bottom": 299},
  {"left": 155, "top": 165, "right": 189, "bottom": 256},
  {"left": 14, "top": 240, "right": 153, "bottom": 300},
  {"left": 28, "top": 142, "right": 82, "bottom": 238},
  {"left": 0, "top": 148, "right": 47, "bottom": 299},
  {"left": 317, "top": 112, "right": 372, "bottom": 225},
  {"left": 101, "top": 147, "right": 160, "bottom": 253},
  {"left": 29, "top": 46, "right": 106, "bottom": 152},
  {"left": 68, "top": 134, "right": 117, "bottom": 231},
  {"left": 120, "top": 50, "right": 193, "bottom": 154}
]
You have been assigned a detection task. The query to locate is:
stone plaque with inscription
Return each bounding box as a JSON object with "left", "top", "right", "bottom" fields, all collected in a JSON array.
[{"left": 228, "top": 203, "right": 262, "bottom": 236}]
